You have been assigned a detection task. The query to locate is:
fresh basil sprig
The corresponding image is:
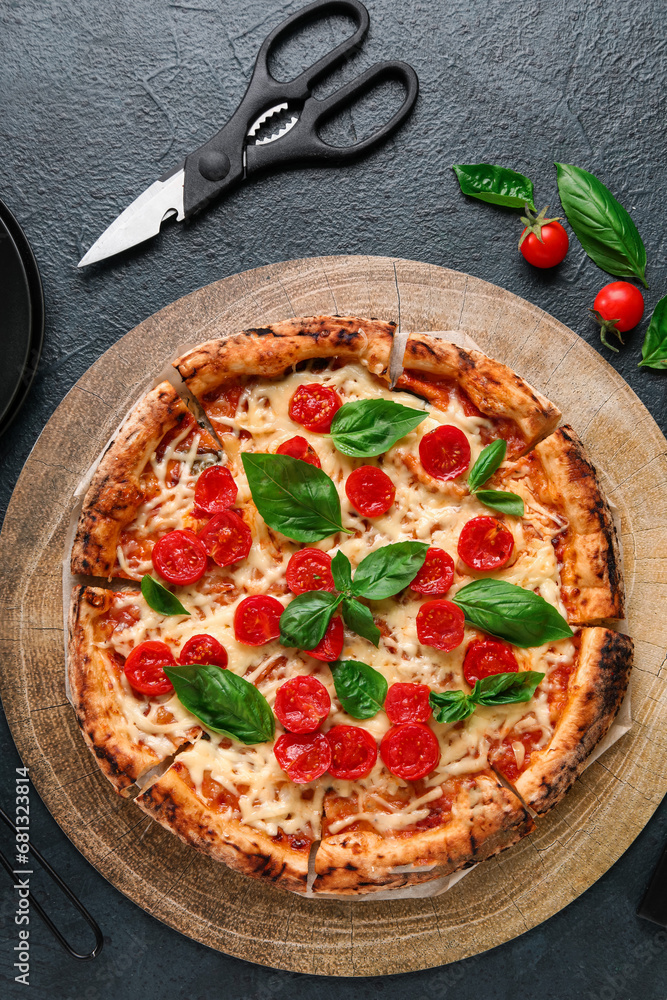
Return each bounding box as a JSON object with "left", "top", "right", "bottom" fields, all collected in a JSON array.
[
  {"left": 279, "top": 542, "right": 427, "bottom": 650},
  {"left": 453, "top": 579, "right": 573, "bottom": 648},
  {"left": 429, "top": 671, "right": 545, "bottom": 724},
  {"left": 639, "top": 295, "right": 667, "bottom": 370},
  {"left": 452, "top": 163, "right": 535, "bottom": 210},
  {"left": 164, "top": 664, "right": 275, "bottom": 744},
  {"left": 330, "top": 399, "right": 428, "bottom": 457},
  {"left": 330, "top": 659, "right": 388, "bottom": 719},
  {"left": 141, "top": 575, "right": 190, "bottom": 616},
  {"left": 466, "top": 440, "right": 524, "bottom": 517},
  {"left": 242, "top": 453, "right": 350, "bottom": 542},
  {"left": 555, "top": 163, "right": 648, "bottom": 288}
]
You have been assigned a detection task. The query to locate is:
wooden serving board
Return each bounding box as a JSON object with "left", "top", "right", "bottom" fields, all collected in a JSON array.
[{"left": 1, "top": 256, "right": 666, "bottom": 976}]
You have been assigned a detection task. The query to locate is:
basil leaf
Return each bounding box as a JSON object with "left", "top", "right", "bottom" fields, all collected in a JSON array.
[
  {"left": 241, "top": 453, "right": 350, "bottom": 542},
  {"left": 453, "top": 579, "right": 573, "bottom": 648},
  {"left": 474, "top": 490, "right": 525, "bottom": 517},
  {"left": 351, "top": 541, "right": 428, "bottom": 600},
  {"left": 470, "top": 670, "right": 545, "bottom": 706},
  {"left": 163, "top": 664, "right": 274, "bottom": 744},
  {"left": 279, "top": 591, "right": 342, "bottom": 649},
  {"left": 341, "top": 596, "right": 381, "bottom": 647},
  {"left": 429, "top": 689, "right": 475, "bottom": 724},
  {"left": 555, "top": 163, "right": 648, "bottom": 288},
  {"left": 330, "top": 659, "right": 387, "bottom": 719},
  {"left": 141, "top": 575, "right": 190, "bottom": 616},
  {"left": 330, "top": 399, "right": 428, "bottom": 458},
  {"left": 452, "top": 163, "right": 535, "bottom": 210},
  {"left": 467, "top": 439, "right": 507, "bottom": 493},
  {"left": 639, "top": 295, "right": 667, "bottom": 369},
  {"left": 331, "top": 550, "right": 353, "bottom": 592}
]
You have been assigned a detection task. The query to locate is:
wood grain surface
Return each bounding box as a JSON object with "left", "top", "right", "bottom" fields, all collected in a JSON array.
[{"left": 1, "top": 256, "right": 665, "bottom": 976}]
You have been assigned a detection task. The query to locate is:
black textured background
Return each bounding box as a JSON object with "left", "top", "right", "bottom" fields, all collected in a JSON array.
[{"left": 1, "top": 0, "right": 666, "bottom": 996}]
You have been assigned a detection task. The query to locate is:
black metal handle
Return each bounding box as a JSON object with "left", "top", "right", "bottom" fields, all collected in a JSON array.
[
  {"left": 184, "top": 0, "right": 371, "bottom": 215},
  {"left": 246, "top": 60, "right": 419, "bottom": 171}
]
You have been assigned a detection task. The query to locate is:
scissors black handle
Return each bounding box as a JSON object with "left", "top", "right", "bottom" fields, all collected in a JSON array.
[{"left": 183, "top": 0, "right": 418, "bottom": 215}]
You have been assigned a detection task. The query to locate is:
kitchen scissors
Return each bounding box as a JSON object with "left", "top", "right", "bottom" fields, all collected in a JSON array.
[{"left": 78, "top": 0, "right": 419, "bottom": 267}]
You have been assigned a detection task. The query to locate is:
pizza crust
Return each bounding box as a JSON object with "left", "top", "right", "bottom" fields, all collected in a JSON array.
[
  {"left": 135, "top": 762, "right": 311, "bottom": 893},
  {"left": 400, "top": 333, "right": 561, "bottom": 450},
  {"left": 312, "top": 774, "right": 534, "bottom": 895},
  {"left": 71, "top": 381, "right": 218, "bottom": 578},
  {"left": 514, "top": 627, "right": 633, "bottom": 814}
]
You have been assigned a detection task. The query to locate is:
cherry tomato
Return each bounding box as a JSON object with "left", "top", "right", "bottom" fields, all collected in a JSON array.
[
  {"left": 419, "top": 425, "right": 471, "bottom": 481},
  {"left": 345, "top": 465, "right": 395, "bottom": 517},
  {"left": 178, "top": 634, "right": 228, "bottom": 669},
  {"left": 288, "top": 384, "right": 342, "bottom": 433},
  {"left": 274, "top": 732, "right": 332, "bottom": 783},
  {"left": 380, "top": 723, "right": 440, "bottom": 781},
  {"left": 124, "top": 640, "right": 175, "bottom": 696},
  {"left": 286, "top": 548, "right": 335, "bottom": 595},
  {"left": 305, "top": 616, "right": 344, "bottom": 662},
  {"left": 233, "top": 595, "right": 284, "bottom": 646},
  {"left": 276, "top": 435, "right": 321, "bottom": 467},
  {"left": 416, "top": 599, "right": 465, "bottom": 652},
  {"left": 458, "top": 516, "right": 514, "bottom": 571},
  {"left": 193, "top": 465, "right": 238, "bottom": 517},
  {"left": 593, "top": 281, "right": 645, "bottom": 333},
  {"left": 151, "top": 529, "right": 208, "bottom": 586},
  {"left": 519, "top": 208, "right": 569, "bottom": 268},
  {"left": 463, "top": 639, "right": 518, "bottom": 687},
  {"left": 410, "top": 547, "right": 455, "bottom": 596},
  {"left": 385, "top": 682, "right": 432, "bottom": 724},
  {"left": 326, "top": 725, "right": 378, "bottom": 779},
  {"left": 198, "top": 510, "right": 252, "bottom": 567},
  {"left": 274, "top": 675, "right": 331, "bottom": 733}
]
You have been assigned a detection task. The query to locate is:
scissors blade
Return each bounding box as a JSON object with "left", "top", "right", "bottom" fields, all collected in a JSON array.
[{"left": 78, "top": 165, "right": 186, "bottom": 267}]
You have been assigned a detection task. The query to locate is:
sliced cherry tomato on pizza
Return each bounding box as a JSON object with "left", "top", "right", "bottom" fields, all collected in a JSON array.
[
  {"left": 193, "top": 465, "right": 238, "bottom": 517},
  {"left": 288, "top": 384, "right": 342, "bottom": 433},
  {"left": 152, "top": 529, "right": 208, "bottom": 586},
  {"left": 463, "top": 639, "right": 518, "bottom": 687},
  {"left": 178, "top": 634, "right": 228, "bottom": 669},
  {"left": 276, "top": 435, "right": 321, "bottom": 467},
  {"left": 274, "top": 732, "right": 332, "bottom": 783},
  {"left": 410, "top": 546, "right": 455, "bottom": 596},
  {"left": 345, "top": 465, "right": 395, "bottom": 517},
  {"left": 380, "top": 723, "right": 441, "bottom": 781},
  {"left": 457, "top": 516, "right": 514, "bottom": 571},
  {"left": 384, "top": 682, "right": 432, "bottom": 724},
  {"left": 326, "top": 725, "right": 378, "bottom": 779},
  {"left": 305, "top": 616, "right": 344, "bottom": 662},
  {"left": 416, "top": 599, "right": 465, "bottom": 652},
  {"left": 198, "top": 510, "right": 252, "bottom": 567},
  {"left": 419, "top": 424, "right": 471, "bottom": 480},
  {"left": 124, "top": 640, "right": 175, "bottom": 696},
  {"left": 233, "top": 595, "right": 284, "bottom": 646},
  {"left": 274, "top": 675, "right": 331, "bottom": 733},
  {"left": 286, "top": 548, "right": 335, "bottom": 595}
]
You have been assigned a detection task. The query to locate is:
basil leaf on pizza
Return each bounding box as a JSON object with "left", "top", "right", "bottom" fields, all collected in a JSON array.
[
  {"left": 473, "top": 489, "right": 525, "bottom": 517},
  {"left": 467, "top": 440, "right": 524, "bottom": 516},
  {"left": 453, "top": 579, "right": 573, "bottom": 647},
  {"left": 330, "top": 659, "right": 388, "bottom": 719},
  {"left": 330, "top": 399, "right": 428, "bottom": 457},
  {"left": 429, "top": 689, "right": 475, "bottom": 723},
  {"left": 341, "top": 596, "right": 381, "bottom": 647},
  {"left": 279, "top": 591, "right": 342, "bottom": 649},
  {"left": 331, "top": 550, "right": 353, "bottom": 592},
  {"left": 141, "top": 575, "right": 190, "bottom": 616},
  {"left": 241, "top": 453, "right": 350, "bottom": 542},
  {"left": 351, "top": 541, "right": 428, "bottom": 600},
  {"left": 470, "top": 670, "right": 544, "bottom": 705},
  {"left": 164, "top": 664, "right": 274, "bottom": 744},
  {"left": 452, "top": 163, "right": 535, "bottom": 210}
]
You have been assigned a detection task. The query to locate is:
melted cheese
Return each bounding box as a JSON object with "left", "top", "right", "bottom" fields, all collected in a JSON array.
[{"left": 99, "top": 360, "right": 575, "bottom": 837}]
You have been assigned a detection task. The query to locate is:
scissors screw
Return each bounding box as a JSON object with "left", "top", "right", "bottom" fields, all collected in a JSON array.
[{"left": 198, "top": 151, "right": 231, "bottom": 182}]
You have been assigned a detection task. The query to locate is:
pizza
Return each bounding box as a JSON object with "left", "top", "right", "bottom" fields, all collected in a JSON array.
[{"left": 67, "top": 315, "right": 632, "bottom": 895}]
